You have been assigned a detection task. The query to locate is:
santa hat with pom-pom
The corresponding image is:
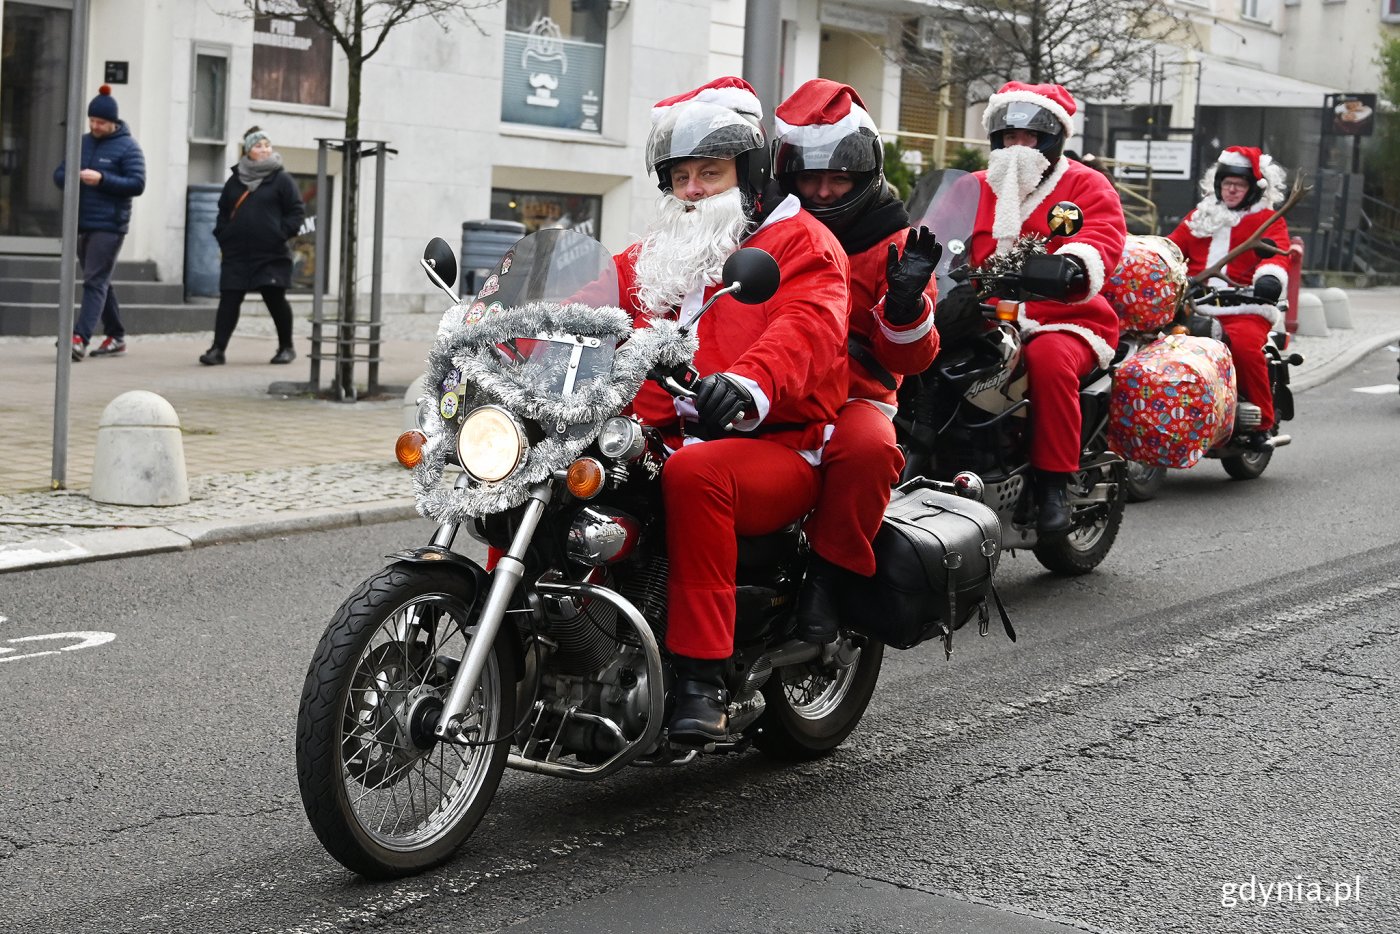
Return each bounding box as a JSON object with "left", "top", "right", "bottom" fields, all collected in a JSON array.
[
  {"left": 1217, "top": 146, "right": 1273, "bottom": 189},
  {"left": 982, "top": 81, "right": 1076, "bottom": 138},
  {"left": 651, "top": 76, "right": 762, "bottom": 128}
]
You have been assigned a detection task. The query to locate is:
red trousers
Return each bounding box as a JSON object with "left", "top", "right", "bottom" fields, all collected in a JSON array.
[
  {"left": 1024, "top": 331, "right": 1097, "bottom": 474},
  {"left": 1219, "top": 314, "right": 1275, "bottom": 430},
  {"left": 662, "top": 438, "right": 820, "bottom": 659},
  {"left": 804, "top": 400, "right": 903, "bottom": 577}
]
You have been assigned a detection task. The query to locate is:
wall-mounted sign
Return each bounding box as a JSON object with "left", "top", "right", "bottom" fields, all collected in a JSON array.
[
  {"left": 1324, "top": 93, "right": 1375, "bottom": 137},
  {"left": 252, "top": 15, "right": 333, "bottom": 107},
  {"left": 104, "top": 61, "right": 129, "bottom": 84},
  {"left": 1112, "top": 140, "right": 1193, "bottom": 181},
  {"left": 501, "top": 17, "right": 604, "bottom": 133}
]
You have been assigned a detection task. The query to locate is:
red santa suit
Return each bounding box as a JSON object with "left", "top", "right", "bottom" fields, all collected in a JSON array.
[
  {"left": 1168, "top": 147, "right": 1290, "bottom": 429},
  {"left": 615, "top": 193, "right": 850, "bottom": 659},
  {"left": 969, "top": 86, "right": 1126, "bottom": 474},
  {"left": 773, "top": 78, "right": 939, "bottom": 578}
]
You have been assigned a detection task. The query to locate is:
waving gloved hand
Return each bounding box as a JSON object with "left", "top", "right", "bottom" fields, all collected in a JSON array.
[
  {"left": 1021, "top": 253, "right": 1088, "bottom": 301},
  {"left": 692, "top": 373, "right": 753, "bottom": 438},
  {"left": 883, "top": 226, "right": 942, "bottom": 326},
  {"left": 1251, "top": 274, "right": 1283, "bottom": 304}
]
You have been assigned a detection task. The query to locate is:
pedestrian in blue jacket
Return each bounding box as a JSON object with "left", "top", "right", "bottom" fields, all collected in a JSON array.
[{"left": 53, "top": 85, "right": 146, "bottom": 360}]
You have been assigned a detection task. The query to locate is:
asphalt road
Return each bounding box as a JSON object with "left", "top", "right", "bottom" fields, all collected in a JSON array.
[{"left": 1, "top": 347, "right": 1397, "bottom": 934}]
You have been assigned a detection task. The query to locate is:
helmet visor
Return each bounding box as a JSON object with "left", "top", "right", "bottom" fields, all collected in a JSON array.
[
  {"left": 646, "top": 101, "right": 764, "bottom": 173},
  {"left": 775, "top": 123, "right": 881, "bottom": 174},
  {"left": 986, "top": 101, "right": 1063, "bottom": 138}
]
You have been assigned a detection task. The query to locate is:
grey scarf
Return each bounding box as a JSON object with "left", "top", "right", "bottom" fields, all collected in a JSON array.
[{"left": 237, "top": 151, "right": 283, "bottom": 192}]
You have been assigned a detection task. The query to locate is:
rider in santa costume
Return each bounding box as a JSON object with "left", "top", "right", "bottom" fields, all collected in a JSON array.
[
  {"left": 968, "top": 82, "right": 1126, "bottom": 534},
  {"left": 613, "top": 77, "right": 851, "bottom": 744},
  {"left": 771, "top": 78, "right": 940, "bottom": 643},
  {"left": 1168, "top": 146, "right": 1290, "bottom": 443}
]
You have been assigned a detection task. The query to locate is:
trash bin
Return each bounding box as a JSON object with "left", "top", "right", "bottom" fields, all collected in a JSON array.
[
  {"left": 460, "top": 219, "right": 526, "bottom": 296},
  {"left": 184, "top": 184, "right": 223, "bottom": 298}
]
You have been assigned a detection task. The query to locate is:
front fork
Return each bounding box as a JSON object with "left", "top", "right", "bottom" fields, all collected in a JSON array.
[{"left": 433, "top": 477, "right": 554, "bottom": 741}]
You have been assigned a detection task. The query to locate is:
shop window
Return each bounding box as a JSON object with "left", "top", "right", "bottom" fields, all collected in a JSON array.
[
  {"left": 491, "top": 188, "right": 602, "bottom": 237},
  {"left": 1385, "top": 0, "right": 1400, "bottom": 21},
  {"left": 251, "top": 13, "right": 333, "bottom": 107},
  {"left": 501, "top": 0, "right": 607, "bottom": 133},
  {"left": 190, "top": 45, "right": 230, "bottom": 143}
]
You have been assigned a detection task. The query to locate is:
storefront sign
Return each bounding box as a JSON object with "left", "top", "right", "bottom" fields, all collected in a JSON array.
[
  {"left": 252, "top": 15, "right": 333, "bottom": 107},
  {"left": 1323, "top": 93, "right": 1375, "bottom": 137}
]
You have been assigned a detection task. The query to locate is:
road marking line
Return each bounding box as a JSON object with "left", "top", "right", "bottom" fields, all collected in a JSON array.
[{"left": 1352, "top": 384, "right": 1400, "bottom": 394}]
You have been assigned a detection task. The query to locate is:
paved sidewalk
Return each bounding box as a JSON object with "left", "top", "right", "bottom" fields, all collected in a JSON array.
[{"left": 2, "top": 288, "right": 1397, "bottom": 573}]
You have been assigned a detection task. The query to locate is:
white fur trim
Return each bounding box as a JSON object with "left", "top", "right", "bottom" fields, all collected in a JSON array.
[
  {"left": 983, "top": 89, "right": 1075, "bottom": 138},
  {"left": 1217, "top": 150, "right": 1252, "bottom": 169},
  {"left": 1053, "top": 241, "right": 1107, "bottom": 301},
  {"left": 774, "top": 104, "right": 874, "bottom": 141},
  {"left": 1020, "top": 317, "right": 1116, "bottom": 369},
  {"left": 725, "top": 372, "right": 771, "bottom": 425},
  {"left": 653, "top": 86, "right": 762, "bottom": 124},
  {"left": 876, "top": 295, "right": 935, "bottom": 343},
  {"left": 1208, "top": 303, "right": 1281, "bottom": 328}
]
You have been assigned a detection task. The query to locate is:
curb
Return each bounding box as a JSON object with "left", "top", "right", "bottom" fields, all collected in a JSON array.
[
  {"left": 1292, "top": 328, "right": 1400, "bottom": 393},
  {"left": 0, "top": 499, "right": 420, "bottom": 574}
]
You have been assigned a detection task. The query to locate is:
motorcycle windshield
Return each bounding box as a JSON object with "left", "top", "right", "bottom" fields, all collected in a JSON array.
[
  {"left": 907, "top": 169, "right": 981, "bottom": 295},
  {"left": 463, "top": 228, "right": 622, "bottom": 397}
]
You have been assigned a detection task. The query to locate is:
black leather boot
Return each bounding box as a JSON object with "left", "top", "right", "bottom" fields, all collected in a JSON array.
[
  {"left": 668, "top": 656, "right": 729, "bottom": 746},
  {"left": 1034, "top": 470, "right": 1072, "bottom": 537},
  {"left": 796, "top": 554, "right": 845, "bottom": 644}
]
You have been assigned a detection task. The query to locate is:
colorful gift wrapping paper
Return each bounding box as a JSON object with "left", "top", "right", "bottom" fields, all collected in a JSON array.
[
  {"left": 1103, "top": 235, "right": 1189, "bottom": 333},
  {"left": 1109, "top": 334, "right": 1238, "bottom": 468}
]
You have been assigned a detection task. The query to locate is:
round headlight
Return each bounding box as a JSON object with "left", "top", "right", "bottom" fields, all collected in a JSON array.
[
  {"left": 598, "top": 416, "right": 644, "bottom": 461},
  {"left": 457, "top": 405, "right": 526, "bottom": 483}
]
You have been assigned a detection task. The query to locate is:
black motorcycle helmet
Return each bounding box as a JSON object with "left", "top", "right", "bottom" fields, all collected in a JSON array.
[
  {"left": 1212, "top": 161, "right": 1265, "bottom": 211},
  {"left": 985, "top": 100, "right": 1066, "bottom": 166},
  {"left": 645, "top": 101, "right": 770, "bottom": 205},
  {"left": 773, "top": 117, "right": 884, "bottom": 231}
]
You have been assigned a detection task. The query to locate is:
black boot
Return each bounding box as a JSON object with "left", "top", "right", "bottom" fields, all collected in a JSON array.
[
  {"left": 796, "top": 554, "right": 845, "bottom": 644},
  {"left": 668, "top": 656, "right": 729, "bottom": 746},
  {"left": 1034, "top": 470, "right": 1072, "bottom": 537}
]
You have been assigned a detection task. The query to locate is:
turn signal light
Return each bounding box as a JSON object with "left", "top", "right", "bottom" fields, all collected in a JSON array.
[
  {"left": 995, "top": 300, "right": 1020, "bottom": 322},
  {"left": 395, "top": 430, "right": 427, "bottom": 469},
  {"left": 565, "top": 457, "right": 605, "bottom": 499}
]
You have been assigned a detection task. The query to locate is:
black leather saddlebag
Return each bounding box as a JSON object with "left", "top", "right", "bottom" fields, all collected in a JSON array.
[{"left": 841, "top": 479, "right": 1009, "bottom": 652}]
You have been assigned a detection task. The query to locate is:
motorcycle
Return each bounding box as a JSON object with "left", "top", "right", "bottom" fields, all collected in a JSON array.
[
  {"left": 1170, "top": 281, "right": 1303, "bottom": 481},
  {"left": 895, "top": 170, "right": 1126, "bottom": 576},
  {"left": 295, "top": 228, "right": 1001, "bottom": 879}
]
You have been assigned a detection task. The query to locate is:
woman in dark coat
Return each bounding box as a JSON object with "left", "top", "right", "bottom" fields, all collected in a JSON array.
[{"left": 200, "top": 127, "right": 305, "bottom": 365}]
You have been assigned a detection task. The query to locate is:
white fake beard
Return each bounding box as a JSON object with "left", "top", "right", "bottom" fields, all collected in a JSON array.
[
  {"left": 633, "top": 187, "right": 750, "bottom": 317},
  {"left": 1185, "top": 196, "right": 1244, "bottom": 239},
  {"left": 986, "top": 146, "right": 1051, "bottom": 244}
]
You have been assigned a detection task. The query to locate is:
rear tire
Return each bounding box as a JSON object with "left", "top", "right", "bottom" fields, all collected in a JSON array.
[
  {"left": 754, "top": 635, "right": 884, "bottom": 761},
  {"left": 1221, "top": 446, "right": 1272, "bottom": 480},
  {"left": 1033, "top": 459, "right": 1127, "bottom": 576},
  {"left": 1124, "top": 461, "right": 1166, "bottom": 502},
  {"left": 296, "top": 564, "right": 517, "bottom": 879}
]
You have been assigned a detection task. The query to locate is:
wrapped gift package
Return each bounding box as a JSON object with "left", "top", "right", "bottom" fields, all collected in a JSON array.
[
  {"left": 1109, "top": 334, "right": 1237, "bottom": 469},
  {"left": 1103, "top": 235, "right": 1189, "bottom": 333}
]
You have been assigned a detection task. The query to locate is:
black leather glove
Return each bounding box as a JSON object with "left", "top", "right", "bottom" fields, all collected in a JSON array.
[
  {"left": 1021, "top": 253, "right": 1088, "bottom": 300},
  {"left": 692, "top": 373, "right": 753, "bottom": 437},
  {"left": 1252, "top": 274, "right": 1283, "bottom": 304},
  {"left": 884, "top": 226, "right": 942, "bottom": 326}
]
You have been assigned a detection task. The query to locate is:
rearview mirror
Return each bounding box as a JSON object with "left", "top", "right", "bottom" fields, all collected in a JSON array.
[
  {"left": 720, "top": 247, "right": 780, "bottom": 305},
  {"left": 422, "top": 237, "right": 458, "bottom": 289}
]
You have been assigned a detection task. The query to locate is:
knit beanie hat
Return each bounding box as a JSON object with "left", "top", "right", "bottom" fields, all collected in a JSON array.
[{"left": 87, "top": 85, "right": 119, "bottom": 122}]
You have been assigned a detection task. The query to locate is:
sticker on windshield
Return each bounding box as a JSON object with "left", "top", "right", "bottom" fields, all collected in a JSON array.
[
  {"left": 478, "top": 275, "right": 500, "bottom": 299},
  {"left": 500, "top": 252, "right": 513, "bottom": 275},
  {"left": 465, "top": 301, "right": 488, "bottom": 325},
  {"left": 439, "top": 392, "right": 460, "bottom": 420},
  {"left": 487, "top": 301, "right": 504, "bottom": 317},
  {"left": 441, "top": 367, "right": 461, "bottom": 392}
]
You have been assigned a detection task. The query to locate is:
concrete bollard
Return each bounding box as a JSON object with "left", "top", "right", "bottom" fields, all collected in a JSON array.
[
  {"left": 1319, "top": 286, "right": 1354, "bottom": 330},
  {"left": 403, "top": 374, "right": 428, "bottom": 432},
  {"left": 1294, "top": 292, "right": 1329, "bottom": 338},
  {"left": 90, "top": 390, "right": 190, "bottom": 506}
]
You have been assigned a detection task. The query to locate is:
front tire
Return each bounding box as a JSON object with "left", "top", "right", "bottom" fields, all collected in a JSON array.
[
  {"left": 296, "top": 564, "right": 517, "bottom": 879},
  {"left": 1034, "top": 459, "right": 1127, "bottom": 576},
  {"left": 753, "top": 635, "right": 884, "bottom": 761}
]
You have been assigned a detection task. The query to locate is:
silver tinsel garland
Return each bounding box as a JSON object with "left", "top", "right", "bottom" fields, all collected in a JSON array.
[{"left": 412, "top": 301, "right": 698, "bottom": 522}]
